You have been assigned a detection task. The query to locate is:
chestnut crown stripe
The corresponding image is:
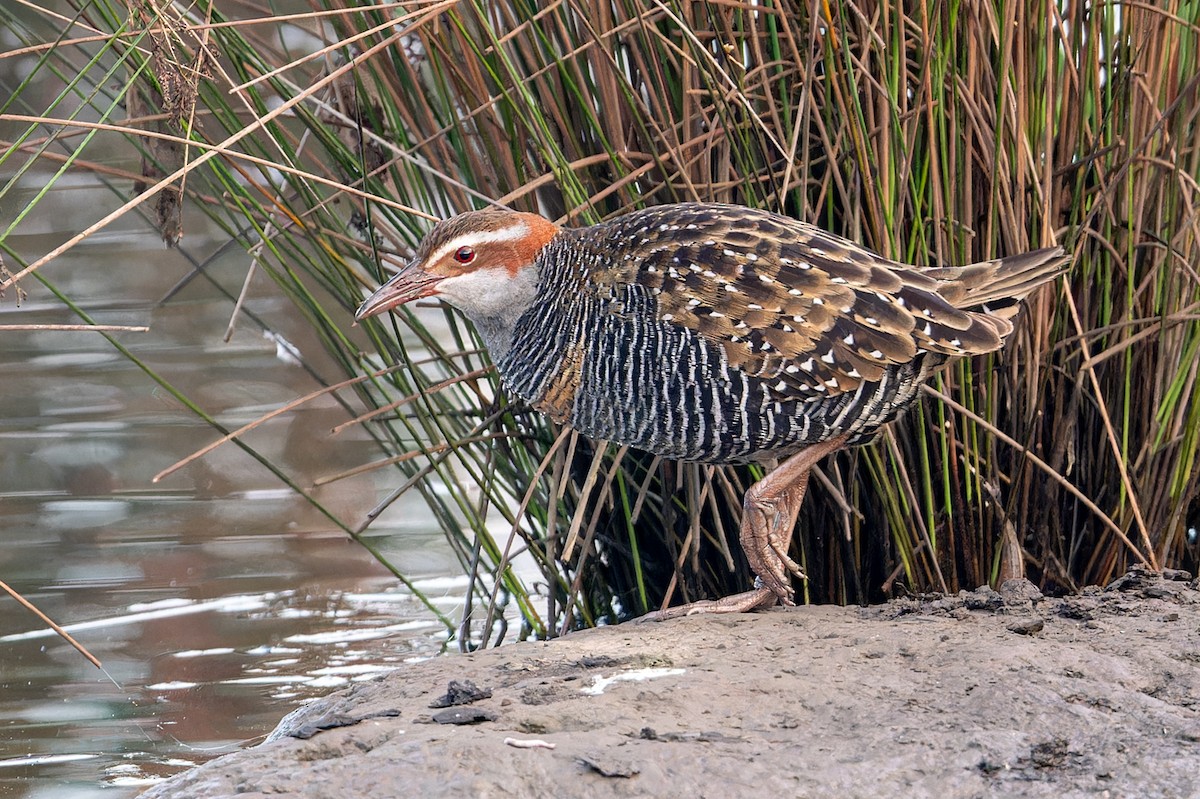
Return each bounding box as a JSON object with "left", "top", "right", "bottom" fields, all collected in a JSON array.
[
  {"left": 425, "top": 223, "right": 532, "bottom": 267},
  {"left": 401, "top": 210, "right": 561, "bottom": 282}
]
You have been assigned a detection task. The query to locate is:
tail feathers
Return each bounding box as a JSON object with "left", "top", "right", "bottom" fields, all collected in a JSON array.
[
  {"left": 928, "top": 247, "right": 1070, "bottom": 315},
  {"left": 900, "top": 246, "right": 1068, "bottom": 358}
]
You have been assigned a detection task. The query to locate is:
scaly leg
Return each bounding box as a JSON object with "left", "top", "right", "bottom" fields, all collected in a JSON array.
[{"left": 639, "top": 435, "right": 848, "bottom": 621}]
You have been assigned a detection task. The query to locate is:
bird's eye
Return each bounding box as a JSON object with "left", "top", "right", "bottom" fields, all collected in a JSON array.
[{"left": 453, "top": 246, "right": 476, "bottom": 264}]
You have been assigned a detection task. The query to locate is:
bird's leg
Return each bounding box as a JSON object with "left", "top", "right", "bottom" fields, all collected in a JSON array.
[
  {"left": 739, "top": 467, "right": 812, "bottom": 605},
  {"left": 738, "top": 433, "right": 848, "bottom": 605},
  {"left": 638, "top": 435, "right": 848, "bottom": 621}
]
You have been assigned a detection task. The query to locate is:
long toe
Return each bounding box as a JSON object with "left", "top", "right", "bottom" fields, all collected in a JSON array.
[{"left": 636, "top": 588, "right": 779, "bottom": 621}]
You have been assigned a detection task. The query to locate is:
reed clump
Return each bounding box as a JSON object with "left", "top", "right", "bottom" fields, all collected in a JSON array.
[{"left": 3, "top": 1, "right": 1197, "bottom": 643}]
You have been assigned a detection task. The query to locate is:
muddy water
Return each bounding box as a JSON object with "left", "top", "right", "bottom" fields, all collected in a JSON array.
[{"left": 0, "top": 171, "right": 462, "bottom": 796}]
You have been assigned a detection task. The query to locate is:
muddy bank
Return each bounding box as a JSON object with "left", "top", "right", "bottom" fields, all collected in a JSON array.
[{"left": 141, "top": 568, "right": 1200, "bottom": 798}]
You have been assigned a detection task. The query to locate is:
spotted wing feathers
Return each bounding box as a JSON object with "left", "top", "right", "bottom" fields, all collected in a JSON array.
[{"left": 588, "top": 204, "right": 1067, "bottom": 398}]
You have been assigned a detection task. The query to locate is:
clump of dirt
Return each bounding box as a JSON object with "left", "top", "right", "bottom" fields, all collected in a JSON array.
[{"left": 141, "top": 567, "right": 1200, "bottom": 799}]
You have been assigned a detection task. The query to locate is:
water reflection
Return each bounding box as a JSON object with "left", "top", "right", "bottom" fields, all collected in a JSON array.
[{"left": 0, "top": 180, "right": 461, "bottom": 796}]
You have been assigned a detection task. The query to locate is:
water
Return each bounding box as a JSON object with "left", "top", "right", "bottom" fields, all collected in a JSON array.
[{"left": 0, "top": 168, "right": 463, "bottom": 796}]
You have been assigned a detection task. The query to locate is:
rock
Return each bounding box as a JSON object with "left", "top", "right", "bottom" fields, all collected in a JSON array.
[
  {"left": 429, "top": 706, "right": 497, "bottom": 725},
  {"left": 1006, "top": 617, "right": 1045, "bottom": 636},
  {"left": 429, "top": 679, "right": 493, "bottom": 708},
  {"left": 139, "top": 576, "right": 1200, "bottom": 799},
  {"left": 998, "top": 578, "right": 1044, "bottom": 605}
]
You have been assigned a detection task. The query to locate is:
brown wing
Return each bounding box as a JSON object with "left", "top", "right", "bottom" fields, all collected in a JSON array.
[{"left": 588, "top": 204, "right": 1014, "bottom": 399}]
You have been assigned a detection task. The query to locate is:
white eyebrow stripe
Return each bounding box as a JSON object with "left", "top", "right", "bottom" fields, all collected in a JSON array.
[{"left": 427, "top": 224, "right": 528, "bottom": 264}]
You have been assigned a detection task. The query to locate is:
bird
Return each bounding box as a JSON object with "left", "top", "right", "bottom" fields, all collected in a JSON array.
[{"left": 356, "top": 202, "right": 1069, "bottom": 619}]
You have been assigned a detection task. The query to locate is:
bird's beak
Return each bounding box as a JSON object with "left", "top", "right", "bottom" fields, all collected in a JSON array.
[{"left": 355, "top": 262, "right": 443, "bottom": 321}]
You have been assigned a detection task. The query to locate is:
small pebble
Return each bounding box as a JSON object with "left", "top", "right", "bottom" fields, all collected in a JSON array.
[{"left": 1006, "top": 618, "right": 1045, "bottom": 636}]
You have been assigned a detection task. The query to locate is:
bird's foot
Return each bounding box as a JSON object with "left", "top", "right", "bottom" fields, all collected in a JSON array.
[
  {"left": 736, "top": 437, "right": 847, "bottom": 607},
  {"left": 762, "top": 515, "right": 806, "bottom": 599},
  {"left": 635, "top": 587, "right": 781, "bottom": 622},
  {"left": 741, "top": 499, "right": 805, "bottom": 604}
]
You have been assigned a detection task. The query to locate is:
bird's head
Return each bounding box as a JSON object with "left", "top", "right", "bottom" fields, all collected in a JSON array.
[{"left": 355, "top": 209, "right": 560, "bottom": 323}]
